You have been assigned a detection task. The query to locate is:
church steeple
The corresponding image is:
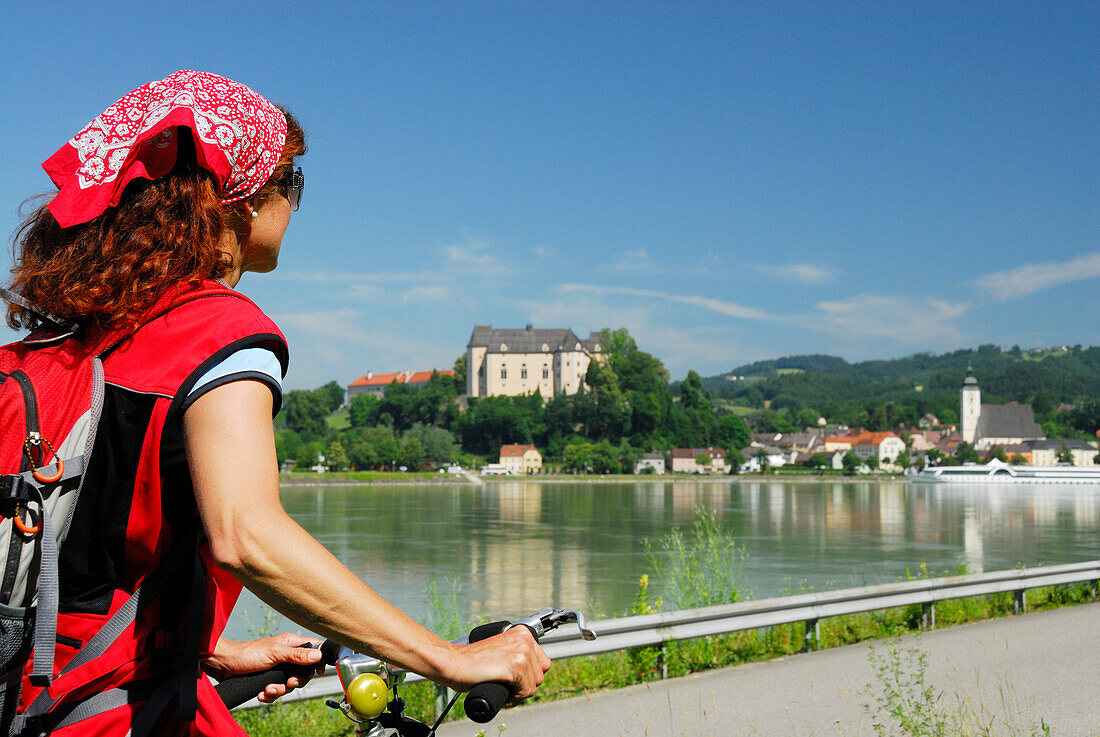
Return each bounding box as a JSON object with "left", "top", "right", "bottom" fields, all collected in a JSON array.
[{"left": 960, "top": 362, "right": 981, "bottom": 444}]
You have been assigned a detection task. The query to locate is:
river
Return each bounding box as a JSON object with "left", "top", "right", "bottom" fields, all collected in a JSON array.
[{"left": 223, "top": 478, "right": 1100, "bottom": 641}]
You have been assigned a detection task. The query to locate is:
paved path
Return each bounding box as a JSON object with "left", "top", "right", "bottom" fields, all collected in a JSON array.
[{"left": 439, "top": 602, "right": 1100, "bottom": 737}]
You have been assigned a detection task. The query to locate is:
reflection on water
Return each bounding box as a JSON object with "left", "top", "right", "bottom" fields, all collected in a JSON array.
[{"left": 224, "top": 479, "right": 1100, "bottom": 641}]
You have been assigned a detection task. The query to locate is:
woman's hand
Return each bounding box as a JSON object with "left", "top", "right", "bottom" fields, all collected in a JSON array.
[
  {"left": 205, "top": 634, "right": 325, "bottom": 703},
  {"left": 444, "top": 627, "right": 551, "bottom": 702}
]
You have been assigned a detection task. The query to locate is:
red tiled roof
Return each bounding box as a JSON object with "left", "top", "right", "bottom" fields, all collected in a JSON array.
[
  {"left": 350, "top": 369, "right": 455, "bottom": 387},
  {"left": 852, "top": 432, "right": 901, "bottom": 447},
  {"left": 408, "top": 369, "right": 455, "bottom": 383},
  {"left": 500, "top": 444, "right": 537, "bottom": 457},
  {"left": 672, "top": 447, "right": 726, "bottom": 459},
  {"left": 349, "top": 372, "right": 406, "bottom": 387}
]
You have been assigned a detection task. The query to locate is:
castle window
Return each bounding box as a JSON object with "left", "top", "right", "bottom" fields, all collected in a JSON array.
[
  {"left": 542, "top": 367, "right": 549, "bottom": 379},
  {"left": 501, "top": 368, "right": 507, "bottom": 379}
]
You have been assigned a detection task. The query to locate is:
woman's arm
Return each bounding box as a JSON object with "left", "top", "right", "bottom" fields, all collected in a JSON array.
[{"left": 183, "top": 379, "right": 549, "bottom": 697}]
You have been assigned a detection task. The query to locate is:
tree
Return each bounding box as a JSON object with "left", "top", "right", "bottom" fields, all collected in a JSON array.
[
  {"left": 983, "top": 445, "right": 1008, "bottom": 464},
  {"left": 348, "top": 394, "right": 382, "bottom": 428},
  {"left": 842, "top": 450, "right": 860, "bottom": 475},
  {"left": 726, "top": 447, "right": 744, "bottom": 473},
  {"left": 452, "top": 354, "right": 468, "bottom": 394},
  {"left": 755, "top": 448, "right": 771, "bottom": 474},
  {"left": 325, "top": 439, "right": 349, "bottom": 471},
  {"left": 1055, "top": 443, "right": 1074, "bottom": 465},
  {"left": 562, "top": 441, "right": 593, "bottom": 473},
  {"left": 695, "top": 452, "right": 712, "bottom": 470},
  {"left": 806, "top": 452, "right": 828, "bottom": 469},
  {"left": 318, "top": 381, "right": 346, "bottom": 413},
  {"left": 716, "top": 414, "right": 751, "bottom": 451},
  {"left": 953, "top": 441, "right": 980, "bottom": 464},
  {"left": 895, "top": 449, "right": 911, "bottom": 470},
  {"left": 281, "top": 390, "right": 330, "bottom": 437},
  {"left": 404, "top": 423, "right": 459, "bottom": 465},
  {"left": 400, "top": 436, "right": 426, "bottom": 470},
  {"left": 590, "top": 441, "right": 620, "bottom": 474}
]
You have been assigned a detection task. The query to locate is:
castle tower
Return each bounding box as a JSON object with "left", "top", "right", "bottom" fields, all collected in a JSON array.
[{"left": 960, "top": 363, "right": 981, "bottom": 444}]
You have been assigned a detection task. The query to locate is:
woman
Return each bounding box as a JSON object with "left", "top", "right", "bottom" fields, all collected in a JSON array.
[{"left": 5, "top": 70, "right": 548, "bottom": 736}]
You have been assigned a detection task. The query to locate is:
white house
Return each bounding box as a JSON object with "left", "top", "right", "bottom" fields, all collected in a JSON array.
[{"left": 634, "top": 451, "right": 666, "bottom": 475}]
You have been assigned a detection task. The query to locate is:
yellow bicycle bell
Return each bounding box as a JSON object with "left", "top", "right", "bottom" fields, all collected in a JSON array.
[{"left": 346, "top": 672, "right": 389, "bottom": 720}]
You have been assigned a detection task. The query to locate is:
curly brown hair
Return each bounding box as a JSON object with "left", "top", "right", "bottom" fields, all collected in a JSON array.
[{"left": 7, "top": 108, "right": 306, "bottom": 332}]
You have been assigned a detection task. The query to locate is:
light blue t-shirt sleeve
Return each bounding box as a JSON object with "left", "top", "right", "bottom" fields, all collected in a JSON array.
[{"left": 183, "top": 347, "right": 284, "bottom": 411}]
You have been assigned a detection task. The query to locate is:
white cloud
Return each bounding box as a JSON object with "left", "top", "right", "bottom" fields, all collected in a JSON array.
[
  {"left": 976, "top": 252, "right": 1100, "bottom": 301},
  {"left": 556, "top": 283, "right": 774, "bottom": 321},
  {"left": 812, "top": 295, "right": 969, "bottom": 343},
  {"left": 271, "top": 309, "right": 452, "bottom": 389},
  {"left": 442, "top": 237, "right": 511, "bottom": 276},
  {"left": 751, "top": 262, "right": 837, "bottom": 284},
  {"left": 400, "top": 284, "right": 452, "bottom": 304},
  {"left": 522, "top": 291, "right": 768, "bottom": 377},
  {"left": 612, "top": 247, "right": 660, "bottom": 273}
]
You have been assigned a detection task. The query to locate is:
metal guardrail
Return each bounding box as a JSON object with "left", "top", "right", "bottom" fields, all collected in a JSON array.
[{"left": 238, "top": 560, "right": 1100, "bottom": 709}]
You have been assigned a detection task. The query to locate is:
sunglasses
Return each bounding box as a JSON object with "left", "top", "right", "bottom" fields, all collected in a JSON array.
[{"left": 279, "top": 166, "right": 304, "bottom": 211}]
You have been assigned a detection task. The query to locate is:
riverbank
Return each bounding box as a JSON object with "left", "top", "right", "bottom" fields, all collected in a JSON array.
[{"left": 279, "top": 470, "right": 910, "bottom": 487}]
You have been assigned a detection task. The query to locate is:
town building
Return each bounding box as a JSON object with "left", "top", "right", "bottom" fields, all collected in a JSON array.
[
  {"left": 1028, "top": 439, "right": 1097, "bottom": 467},
  {"left": 348, "top": 369, "right": 455, "bottom": 400},
  {"left": 634, "top": 451, "right": 666, "bottom": 475},
  {"left": 670, "top": 448, "right": 729, "bottom": 474},
  {"left": 499, "top": 444, "right": 543, "bottom": 474},
  {"left": 959, "top": 365, "right": 1045, "bottom": 450},
  {"left": 466, "top": 325, "right": 603, "bottom": 398},
  {"left": 849, "top": 431, "right": 906, "bottom": 464}
]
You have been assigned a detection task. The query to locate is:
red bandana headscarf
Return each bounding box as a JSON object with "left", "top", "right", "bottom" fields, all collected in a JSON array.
[{"left": 43, "top": 70, "right": 287, "bottom": 229}]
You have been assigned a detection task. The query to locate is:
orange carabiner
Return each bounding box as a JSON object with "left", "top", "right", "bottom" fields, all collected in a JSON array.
[
  {"left": 32, "top": 458, "right": 64, "bottom": 485},
  {"left": 13, "top": 507, "right": 40, "bottom": 536}
]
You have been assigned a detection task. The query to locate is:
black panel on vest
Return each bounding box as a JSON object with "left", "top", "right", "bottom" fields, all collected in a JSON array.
[{"left": 58, "top": 386, "right": 156, "bottom": 614}]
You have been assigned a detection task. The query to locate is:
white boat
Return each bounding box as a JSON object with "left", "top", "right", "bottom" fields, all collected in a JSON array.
[{"left": 912, "top": 458, "right": 1100, "bottom": 484}]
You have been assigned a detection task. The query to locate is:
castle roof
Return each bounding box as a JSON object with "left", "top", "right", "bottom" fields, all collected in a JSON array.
[{"left": 468, "top": 325, "right": 602, "bottom": 355}]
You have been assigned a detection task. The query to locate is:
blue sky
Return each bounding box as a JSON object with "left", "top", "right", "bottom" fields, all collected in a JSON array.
[{"left": 2, "top": 2, "right": 1096, "bottom": 388}]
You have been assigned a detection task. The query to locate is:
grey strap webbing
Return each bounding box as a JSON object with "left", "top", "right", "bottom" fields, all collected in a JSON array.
[
  {"left": 28, "top": 487, "right": 57, "bottom": 689},
  {"left": 12, "top": 530, "right": 198, "bottom": 732}
]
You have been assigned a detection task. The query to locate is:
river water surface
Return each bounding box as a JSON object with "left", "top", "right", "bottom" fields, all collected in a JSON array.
[{"left": 223, "top": 478, "right": 1100, "bottom": 641}]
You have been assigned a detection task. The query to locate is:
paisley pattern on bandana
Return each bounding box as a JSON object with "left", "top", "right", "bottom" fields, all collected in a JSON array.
[{"left": 43, "top": 70, "right": 287, "bottom": 228}]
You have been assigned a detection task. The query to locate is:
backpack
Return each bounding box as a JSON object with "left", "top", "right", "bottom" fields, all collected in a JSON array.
[{"left": 0, "top": 296, "right": 100, "bottom": 730}]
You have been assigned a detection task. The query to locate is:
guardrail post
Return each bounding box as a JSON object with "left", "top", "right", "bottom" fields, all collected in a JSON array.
[
  {"left": 1013, "top": 590, "right": 1027, "bottom": 615},
  {"left": 921, "top": 602, "right": 935, "bottom": 629},
  {"left": 659, "top": 642, "right": 668, "bottom": 679},
  {"left": 435, "top": 684, "right": 451, "bottom": 718},
  {"left": 802, "top": 619, "right": 819, "bottom": 652}
]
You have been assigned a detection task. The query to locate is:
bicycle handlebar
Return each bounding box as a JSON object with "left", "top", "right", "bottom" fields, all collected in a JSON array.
[
  {"left": 215, "top": 639, "right": 342, "bottom": 709},
  {"left": 214, "top": 608, "right": 596, "bottom": 726}
]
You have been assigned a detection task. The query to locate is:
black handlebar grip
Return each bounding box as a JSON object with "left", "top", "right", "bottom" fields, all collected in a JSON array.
[
  {"left": 464, "top": 621, "right": 538, "bottom": 723},
  {"left": 215, "top": 640, "right": 342, "bottom": 710},
  {"left": 465, "top": 681, "right": 511, "bottom": 723}
]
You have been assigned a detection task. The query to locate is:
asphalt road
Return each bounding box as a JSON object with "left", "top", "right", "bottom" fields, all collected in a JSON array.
[{"left": 439, "top": 601, "right": 1100, "bottom": 737}]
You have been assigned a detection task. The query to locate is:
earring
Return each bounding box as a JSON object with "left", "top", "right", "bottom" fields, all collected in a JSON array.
[{"left": 251, "top": 210, "right": 259, "bottom": 218}]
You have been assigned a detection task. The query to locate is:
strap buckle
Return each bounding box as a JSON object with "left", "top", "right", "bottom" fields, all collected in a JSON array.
[{"left": 0, "top": 474, "right": 31, "bottom": 503}]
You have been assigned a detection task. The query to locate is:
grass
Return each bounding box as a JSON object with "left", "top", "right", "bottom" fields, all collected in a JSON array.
[
  {"left": 859, "top": 637, "right": 1052, "bottom": 736},
  {"left": 234, "top": 511, "right": 1095, "bottom": 736},
  {"left": 279, "top": 470, "right": 441, "bottom": 483}
]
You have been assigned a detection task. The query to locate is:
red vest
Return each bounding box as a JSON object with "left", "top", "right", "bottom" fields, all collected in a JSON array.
[{"left": 17, "top": 281, "right": 288, "bottom": 736}]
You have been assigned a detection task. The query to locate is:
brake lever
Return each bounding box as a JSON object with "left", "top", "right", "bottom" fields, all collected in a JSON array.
[{"left": 509, "top": 607, "right": 597, "bottom": 640}]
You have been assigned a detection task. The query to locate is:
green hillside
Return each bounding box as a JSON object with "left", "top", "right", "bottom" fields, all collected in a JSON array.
[{"left": 699, "top": 344, "right": 1100, "bottom": 437}]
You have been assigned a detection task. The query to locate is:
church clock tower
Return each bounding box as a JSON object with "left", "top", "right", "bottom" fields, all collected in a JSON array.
[{"left": 960, "top": 363, "right": 981, "bottom": 444}]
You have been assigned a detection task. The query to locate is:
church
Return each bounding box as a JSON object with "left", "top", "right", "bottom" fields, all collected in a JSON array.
[{"left": 959, "top": 365, "right": 1045, "bottom": 450}]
